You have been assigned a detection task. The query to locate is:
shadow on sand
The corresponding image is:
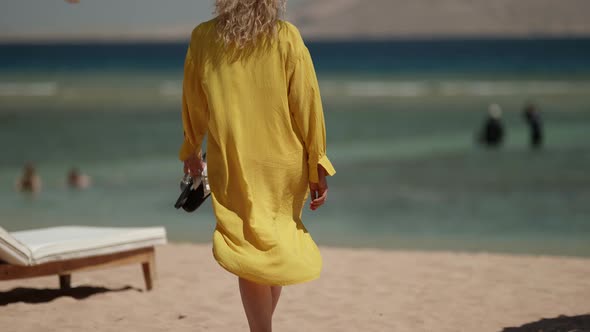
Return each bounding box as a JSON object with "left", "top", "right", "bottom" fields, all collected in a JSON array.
[
  {"left": 0, "top": 285, "right": 142, "bottom": 306},
  {"left": 502, "top": 314, "right": 590, "bottom": 332}
]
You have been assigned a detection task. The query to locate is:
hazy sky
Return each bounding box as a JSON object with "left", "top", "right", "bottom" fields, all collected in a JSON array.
[{"left": 0, "top": 0, "right": 306, "bottom": 40}]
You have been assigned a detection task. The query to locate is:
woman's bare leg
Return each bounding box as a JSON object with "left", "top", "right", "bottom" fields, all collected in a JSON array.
[
  {"left": 239, "top": 278, "right": 273, "bottom": 332},
  {"left": 271, "top": 286, "right": 282, "bottom": 315}
]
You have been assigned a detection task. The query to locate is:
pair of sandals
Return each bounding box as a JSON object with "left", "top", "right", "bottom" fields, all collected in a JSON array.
[{"left": 174, "top": 155, "right": 211, "bottom": 213}]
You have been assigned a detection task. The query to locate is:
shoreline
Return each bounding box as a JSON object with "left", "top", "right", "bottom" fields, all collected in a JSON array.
[{"left": 170, "top": 240, "right": 590, "bottom": 260}]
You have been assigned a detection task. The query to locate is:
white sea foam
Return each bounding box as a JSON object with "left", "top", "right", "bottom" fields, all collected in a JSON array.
[
  {"left": 320, "top": 80, "right": 590, "bottom": 97},
  {"left": 438, "top": 81, "right": 587, "bottom": 96},
  {"left": 0, "top": 82, "right": 58, "bottom": 97},
  {"left": 345, "top": 81, "right": 431, "bottom": 97},
  {"left": 16, "top": 79, "right": 580, "bottom": 99}
]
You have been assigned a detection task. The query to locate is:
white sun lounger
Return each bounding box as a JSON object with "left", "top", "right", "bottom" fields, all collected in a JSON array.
[{"left": 0, "top": 226, "right": 167, "bottom": 291}]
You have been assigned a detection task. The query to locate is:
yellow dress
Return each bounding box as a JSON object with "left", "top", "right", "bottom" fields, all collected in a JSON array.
[{"left": 179, "top": 18, "right": 336, "bottom": 286}]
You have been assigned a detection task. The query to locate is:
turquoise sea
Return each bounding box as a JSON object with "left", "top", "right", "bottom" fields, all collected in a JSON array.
[{"left": 1, "top": 39, "right": 589, "bottom": 257}]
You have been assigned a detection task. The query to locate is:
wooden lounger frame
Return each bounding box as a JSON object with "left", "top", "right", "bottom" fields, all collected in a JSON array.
[{"left": 0, "top": 247, "right": 156, "bottom": 291}]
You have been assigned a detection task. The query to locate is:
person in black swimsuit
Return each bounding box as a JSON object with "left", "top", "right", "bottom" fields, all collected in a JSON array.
[
  {"left": 478, "top": 104, "right": 505, "bottom": 148},
  {"left": 523, "top": 103, "right": 544, "bottom": 149}
]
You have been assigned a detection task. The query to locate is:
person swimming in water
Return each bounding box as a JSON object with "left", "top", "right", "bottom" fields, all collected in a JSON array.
[
  {"left": 15, "top": 163, "right": 42, "bottom": 194},
  {"left": 67, "top": 167, "right": 92, "bottom": 189}
]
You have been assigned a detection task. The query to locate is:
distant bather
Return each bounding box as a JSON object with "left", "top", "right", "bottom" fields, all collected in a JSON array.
[
  {"left": 523, "top": 103, "right": 544, "bottom": 149},
  {"left": 478, "top": 104, "right": 505, "bottom": 148},
  {"left": 15, "top": 163, "right": 42, "bottom": 194},
  {"left": 67, "top": 167, "right": 92, "bottom": 190}
]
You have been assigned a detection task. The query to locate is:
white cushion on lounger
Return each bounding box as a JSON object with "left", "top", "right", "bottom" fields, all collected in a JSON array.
[
  {"left": 0, "top": 227, "right": 32, "bottom": 266},
  {"left": 1, "top": 226, "right": 167, "bottom": 266}
]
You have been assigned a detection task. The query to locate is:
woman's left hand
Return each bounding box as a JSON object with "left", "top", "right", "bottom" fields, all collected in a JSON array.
[{"left": 183, "top": 153, "right": 205, "bottom": 176}]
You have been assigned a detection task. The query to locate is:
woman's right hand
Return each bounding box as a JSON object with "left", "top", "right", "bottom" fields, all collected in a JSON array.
[{"left": 309, "top": 165, "right": 328, "bottom": 211}]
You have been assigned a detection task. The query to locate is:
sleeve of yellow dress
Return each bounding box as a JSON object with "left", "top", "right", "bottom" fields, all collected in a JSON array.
[
  {"left": 179, "top": 45, "right": 208, "bottom": 161},
  {"left": 288, "top": 46, "right": 336, "bottom": 183}
]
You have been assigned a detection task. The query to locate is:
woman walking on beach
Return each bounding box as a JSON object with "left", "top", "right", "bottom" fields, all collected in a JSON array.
[{"left": 179, "top": 1, "right": 335, "bottom": 331}]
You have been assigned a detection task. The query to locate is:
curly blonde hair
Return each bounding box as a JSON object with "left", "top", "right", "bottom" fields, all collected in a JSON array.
[{"left": 215, "top": 0, "right": 286, "bottom": 48}]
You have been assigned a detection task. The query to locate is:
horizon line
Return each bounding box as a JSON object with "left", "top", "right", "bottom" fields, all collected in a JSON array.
[{"left": 2, "top": 33, "right": 590, "bottom": 44}]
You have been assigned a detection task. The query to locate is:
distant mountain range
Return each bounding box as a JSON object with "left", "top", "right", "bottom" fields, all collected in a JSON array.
[
  {"left": 2, "top": 0, "right": 589, "bottom": 42},
  {"left": 287, "top": 0, "right": 590, "bottom": 39}
]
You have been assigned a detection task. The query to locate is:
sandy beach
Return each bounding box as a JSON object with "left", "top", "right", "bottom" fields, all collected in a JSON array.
[
  {"left": 290, "top": 0, "right": 590, "bottom": 39},
  {"left": 1, "top": 243, "right": 589, "bottom": 331}
]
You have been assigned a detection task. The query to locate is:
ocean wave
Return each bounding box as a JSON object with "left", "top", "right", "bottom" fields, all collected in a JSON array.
[
  {"left": 3, "top": 79, "right": 587, "bottom": 99},
  {"left": 345, "top": 81, "right": 430, "bottom": 97},
  {"left": 0, "top": 82, "right": 58, "bottom": 97},
  {"left": 320, "top": 80, "right": 590, "bottom": 97}
]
